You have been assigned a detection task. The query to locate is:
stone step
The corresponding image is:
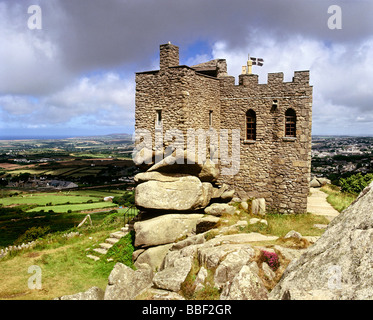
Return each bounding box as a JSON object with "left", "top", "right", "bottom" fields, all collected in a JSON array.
[
  {"left": 121, "top": 226, "right": 129, "bottom": 233},
  {"left": 110, "top": 231, "right": 126, "bottom": 239},
  {"left": 99, "top": 242, "right": 113, "bottom": 250},
  {"left": 93, "top": 247, "right": 108, "bottom": 255},
  {"left": 106, "top": 237, "right": 120, "bottom": 245},
  {"left": 87, "top": 254, "right": 100, "bottom": 261}
]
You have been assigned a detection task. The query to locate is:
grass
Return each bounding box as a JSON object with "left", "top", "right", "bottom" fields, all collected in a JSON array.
[
  {"left": 0, "top": 231, "right": 116, "bottom": 300},
  {"left": 216, "top": 201, "right": 330, "bottom": 238},
  {"left": 26, "top": 202, "right": 117, "bottom": 213},
  {"left": 0, "top": 189, "right": 130, "bottom": 247},
  {"left": 0, "top": 212, "right": 130, "bottom": 300},
  {"left": 0, "top": 193, "right": 100, "bottom": 206},
  {"left": 43, "top": 168, "right": 77, "bottom": 175},
  {"left": 64, "top": 189, "right": 125, "bottom": 198},
  {"left": 105, "top": 231, "right": 136, "bottom": 269},
  {"left": 265, "top": 212, "right": 330, "bottom": 237},
  {"left": 180, "top": 256, "right": 221, "bottom": 300},
  {"left": 320, "top": 184, "right": 356, "bottom": 212},
  {"left": 0, "top": 209, "right": 116, "bottom": 248},
  {"left": 6, "top": 169, "right": 49, "bottom": 175}
]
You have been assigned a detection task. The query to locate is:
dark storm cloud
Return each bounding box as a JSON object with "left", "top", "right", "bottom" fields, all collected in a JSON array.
[
  {"left": 2, "top": 0, "right": 372, "bottom": 93},
  {"left": 42, "top": 0, "right": 373, "bottom": 73}
]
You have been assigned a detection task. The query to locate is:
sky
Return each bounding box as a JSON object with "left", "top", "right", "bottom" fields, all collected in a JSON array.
[{"left": 0, "top": 0, "right": 373, "bottom": 138}]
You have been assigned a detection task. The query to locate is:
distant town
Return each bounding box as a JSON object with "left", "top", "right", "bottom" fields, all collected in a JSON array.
[
  {"left": 0, "top": 134, "right": 372, "bottom": 190},
  {"left": 311, "top": 136, "right": 373, "bottom": 184}
]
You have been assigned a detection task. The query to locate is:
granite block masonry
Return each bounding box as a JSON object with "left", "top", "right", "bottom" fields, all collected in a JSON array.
[{"left": 134, "top": 43, "right": 312, "bottom": 214}]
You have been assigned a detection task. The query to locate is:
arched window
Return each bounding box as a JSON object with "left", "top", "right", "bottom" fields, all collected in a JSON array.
[
  {"left": 285, "top": 108, "right": 296, "bottom": 137},
  {"left": 246, "top": 109, "right": 256, "bottom": 140}
]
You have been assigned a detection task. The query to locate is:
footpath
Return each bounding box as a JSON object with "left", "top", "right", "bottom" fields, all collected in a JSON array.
[{"left": 307, "top": 187, "right": 340, "bottom": 222}]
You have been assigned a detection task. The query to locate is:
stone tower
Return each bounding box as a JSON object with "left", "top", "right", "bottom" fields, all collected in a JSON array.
[{"left": 135, "top": 43, "right": 312, "bottom": 213}]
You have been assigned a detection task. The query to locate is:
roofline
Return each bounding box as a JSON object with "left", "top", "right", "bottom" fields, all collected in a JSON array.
[{"left": 136, "top": 65, "right": 220, "bottom": 80}]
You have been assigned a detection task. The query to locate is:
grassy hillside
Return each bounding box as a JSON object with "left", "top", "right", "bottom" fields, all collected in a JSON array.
[
  {"left": 0, "top": 224, "right": 125, "bottom": 300},
  {"left": 0, "top": 189, "right": 134, "bottom": 248}
]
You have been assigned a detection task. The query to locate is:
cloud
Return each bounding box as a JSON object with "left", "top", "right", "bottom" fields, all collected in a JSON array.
[
  {"left": 0, "top": 1, "right": 74, "bottom": 95},
  {"left": 0, "top": 72, "right": 135, "bottom": 130},
  {"left": 209, "top": 33, "right": 373, "bottom": 135},
  {"left": 0, "top": 0, "right": 373, "bottom": 136}
]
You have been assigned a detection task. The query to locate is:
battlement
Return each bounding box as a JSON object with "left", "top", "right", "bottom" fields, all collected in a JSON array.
[
  {"left": 292, "top": 70, "right": 310, "bottom": 83},
  {"left": 232, "top": 71, "right": 310, "bottom": 87},
  {"left": 267, "top": 72, "right": 284, "bottom": 84}
]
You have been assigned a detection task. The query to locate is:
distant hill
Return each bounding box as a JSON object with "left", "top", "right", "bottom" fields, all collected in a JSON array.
[{"left": 67, "top": 133, "right": 133, "bottom": 140}]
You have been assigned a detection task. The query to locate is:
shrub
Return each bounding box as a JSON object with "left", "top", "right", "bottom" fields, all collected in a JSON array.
[
  {"left": 14, "top": 226, "right": 51, "bottom": 245},
  {"left": 339, "top": 173, "right": 373, "bottom": 195},
  {"left": 112, "top": 192, "right": 135, "bottom": 207},
  {"left": 102, "top": 211, "right": 122, "bottom": 225},
  {"left": 260, "top": 250, "right": 280, "bottom": 271},
  {"left": 105, "top": 231, "right": 135, "bottom": 268}
]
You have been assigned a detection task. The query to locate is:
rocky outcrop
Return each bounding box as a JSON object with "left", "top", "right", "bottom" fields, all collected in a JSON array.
[
  {"left": 134, "top": 151, "right": 237, "bottom": 215},
  {"left": 146, "top": 152, "right": 219, "bottom": 183},
  {"left": 133, "top": 225, "right": 280, "bottom": 298},
  {"left": 135, "top": 175, "right": 213, "bottom": 211},
  {"left": 204, "top": 203, "right": 235, "bottom": 216},
  {"left": 104, "top": 263, "right": 153, "bottom": 300},
  {"left": 54, "top": 286, "right": 104, "bottom": 300},
  {"left": 55, "top": 201, "right": 313, "bottom": 301},
  {"left": 220, "top": 264, "right": 269, "bottom": 300},
  {"left": 133, "top": 213, "right": 204, "bottom": 248},
  {"left": 309, "top": 177, "right": 331, "bottom": 188},
  {"left": 134, "top": 243, "right": 173, "bottom": 271},
  {"left": 55, "top": 177, "right": 373, "bottom": 301},
  {"left": 153, "top": 256, "right": 193, "bottom": 292},
  {"left": 251, "top": 198, "right": 266, "bottom": 216},
  {"left": 269, "top": 181, "right": 373, "bottom": 300},
  {"left": 213, "top": 246, "right": 255, "bottom": 289}
]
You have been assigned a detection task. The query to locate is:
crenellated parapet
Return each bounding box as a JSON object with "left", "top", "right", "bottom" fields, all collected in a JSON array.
[{"left": 222, "top": 70, "right": 310, "bottom": 89}]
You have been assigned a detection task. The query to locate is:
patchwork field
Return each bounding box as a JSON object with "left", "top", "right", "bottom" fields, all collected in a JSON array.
[
  {"left": 26, "top": 202, "right": 117, "bottom": 213},
  {"left": 1, "top": 193, "right": 99, "bottom": 207},
  {"left": 0, "top": 189, "right": 134, "bottom": 248}
]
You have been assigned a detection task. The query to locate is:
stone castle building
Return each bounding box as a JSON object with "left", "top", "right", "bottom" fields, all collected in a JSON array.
[{"left": 135, "top": 43, "right": 312, "bottom": 213}]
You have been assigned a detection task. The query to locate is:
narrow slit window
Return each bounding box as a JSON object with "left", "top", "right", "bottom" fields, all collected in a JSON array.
[
  {"left": 246, "top": 109, "right": 256, "bottom": 140},
  {"left": 156, "top": 110, "right": 162, "bottom": 126},
  {"left": 209, "top": 110, "right": 213, "bottom": 126},
  {"left": 285, "top": 108, "right": 296, "bottom": 137},
  {"left": 271, "top": 100, "right": 278, "bottom": 112}
]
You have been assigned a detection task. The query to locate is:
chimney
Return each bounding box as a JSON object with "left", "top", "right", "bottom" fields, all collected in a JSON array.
[{"left": 160, "top": 42, "right": 179, "bottom": 69}]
